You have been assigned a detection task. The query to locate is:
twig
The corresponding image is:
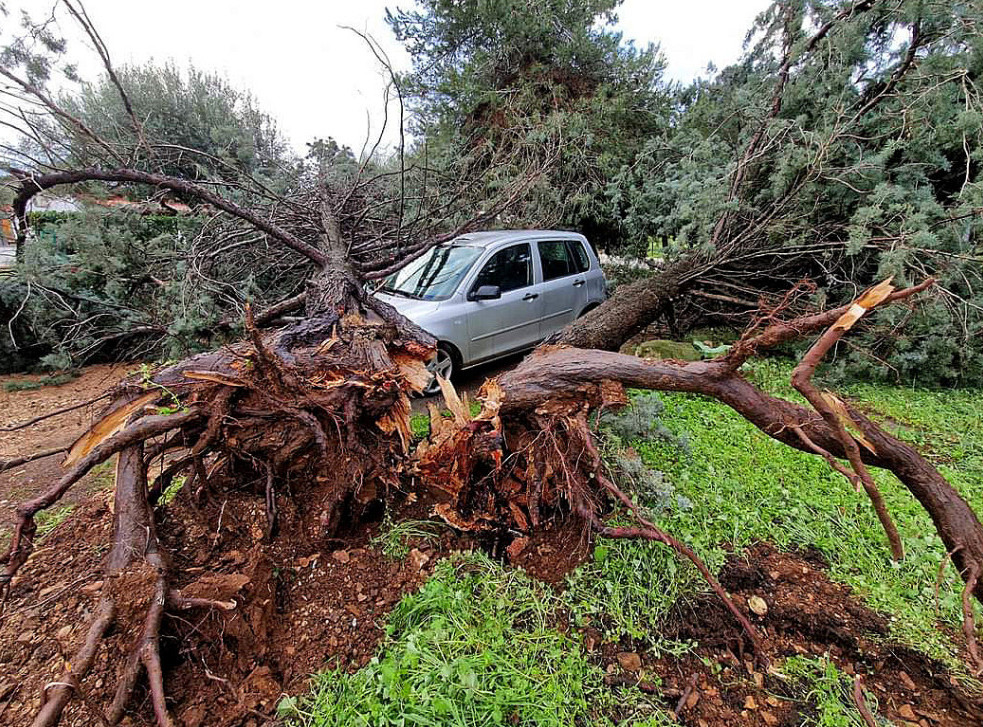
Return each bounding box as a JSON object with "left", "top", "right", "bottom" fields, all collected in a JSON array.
[
  {"left": 852, "top": 676, "right": 877, "bottom": 727},
  {"left": 1, "top": 392, "right": 110, "bottom": 432}
]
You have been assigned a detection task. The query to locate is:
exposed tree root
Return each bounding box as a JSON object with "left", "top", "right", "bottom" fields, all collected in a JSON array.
[
  {"left": 0, "top": 445, "right": 69, "bottom": 474},
  {"left": 5, "top": 278, "right": 983, "bottom": 724},
  {"left": 2, "top": 282, "right": 436, "bottom": 723}
]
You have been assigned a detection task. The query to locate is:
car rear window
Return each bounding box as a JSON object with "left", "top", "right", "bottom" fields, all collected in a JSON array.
[{"left": 567, "top": 240, "right": 591, "bottom": 272}]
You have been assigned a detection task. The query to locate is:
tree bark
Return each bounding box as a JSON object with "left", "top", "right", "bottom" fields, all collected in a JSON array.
[{"left": 497, "top": 346, "right": 983, "bottom": 601}]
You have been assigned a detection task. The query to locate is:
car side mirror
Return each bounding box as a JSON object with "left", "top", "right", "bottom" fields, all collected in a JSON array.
[{"left": 471, "top": 284, "right": 501, "bottom": 301}]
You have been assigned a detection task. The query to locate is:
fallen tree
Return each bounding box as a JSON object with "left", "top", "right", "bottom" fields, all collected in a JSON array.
[
  {"left": 4, "top": 203, "right": 983, "bottom": 724},
  {"left": 2, "top": 3, "right": 983, "bottom": 723}
]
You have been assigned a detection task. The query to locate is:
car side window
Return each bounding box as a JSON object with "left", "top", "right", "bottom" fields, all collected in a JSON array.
[
  {"left": 567, "top": 240, "right": 591, "bottom": 273},
  {"left": 538, "top": 241, "right": 574, "bottom": 281},
  {"left": 473, "top": 243, "right": 532, "bottom": 293}
]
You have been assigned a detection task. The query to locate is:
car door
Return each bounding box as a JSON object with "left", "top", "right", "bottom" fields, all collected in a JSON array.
[
  {"left": 465, "top": 243, "right": 543, "bottom": 362},
  {"left": 536, "top": 239, "right": 587, "bottom": 338}
]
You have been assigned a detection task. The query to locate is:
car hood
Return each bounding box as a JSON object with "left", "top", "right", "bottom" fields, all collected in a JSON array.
[{"left": 373, "top": 291, "right": 443, "bottom": 322}]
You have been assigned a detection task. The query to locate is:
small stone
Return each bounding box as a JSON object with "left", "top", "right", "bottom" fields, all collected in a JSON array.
[
  {"left": 686, "top": 690, "right": 700, "bottom": 709},
  {"left": 761, "top": 710, "right": 779, "bottom": 726},
  {"left": 897, "top": 705, "right": 918, "bottom": 721},
  {"left": 744, "top": 695, "right": 758, "bottom": 709},
  {"left": 768, "top": 570, "right": 781, "bottom": 580},
  {"left": 409, "top": 548, "right": 430, "bottom": 571},
  {"left": 56, "top": 625, "right": 72, "bottom": 640},
  {"left": 748, "top": 596, "right": 768, "bottom": 616},
  {"left": 617, "top": 652, "right": 642, "bottom": 672},
  {"left": 583, "top": 630, "right": 599, "bottom": 652},
  {"left": 331, "top": 550, "right": 350, "bottom": 564},
  {"left": 80, "top": 580, "right": 103, "bottom": 595},
  {"left": 898, "top": 671, "right": 917, "bottom": 690},
  {"left": 17, "top": 630, "right": 33, "bottom": 644}
]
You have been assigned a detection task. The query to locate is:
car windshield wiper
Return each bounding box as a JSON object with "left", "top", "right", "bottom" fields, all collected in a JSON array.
[{"left": 381, "top": 287, "right": 416, "bottom": 299}]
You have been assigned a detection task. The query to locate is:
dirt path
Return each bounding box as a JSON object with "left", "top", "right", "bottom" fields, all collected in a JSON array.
[{"left": 0, "top": 364, "right": 130, "bottom": 530}]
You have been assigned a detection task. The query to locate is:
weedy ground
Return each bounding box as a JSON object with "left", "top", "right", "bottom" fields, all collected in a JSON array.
[{"left": 292, "top": 359, "right": 983, "bottom": 726}]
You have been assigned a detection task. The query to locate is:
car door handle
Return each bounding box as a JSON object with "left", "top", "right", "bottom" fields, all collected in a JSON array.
[
  {"left": 522, "top": 293, "right": 539, "bottom": 301},
  {"left": 572, "top": 279, "right": 585, "bottom": 287}
]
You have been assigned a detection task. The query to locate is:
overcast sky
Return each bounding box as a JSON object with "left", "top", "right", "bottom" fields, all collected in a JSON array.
[{"left": 38, "top": 0, "right": 770, "bottom": 153}]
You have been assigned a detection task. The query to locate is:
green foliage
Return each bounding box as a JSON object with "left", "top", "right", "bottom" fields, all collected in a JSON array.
[
  {"left": 781, "top": 656, "right": 884, "bottom": 726},
  {"left": 390, "top": 0, "right": 671, "bottom": 247},
  {"left": 0, "top": 196, "right": 311, "bottom": 371},
  {"left": 409, "top": 412, "right": 431, "bottom": 440},
  {"left": 371, "top": 518, "right": 447, "bottom": 560},
  {"left": 35, "top": 505, "right": 75, "bottom": 540},
  {"left": 608, "top": 0, "right": 983, "bottom": 385},
  {"left": 0, "top": 208, "right": 219, "bottom": 371},
  {"left": 2, "top": 372, "right": 76, "bottom": 391},
  {"left": 573, "top": 360, "right": 983, "bottom": 662},
  {"left": 294, "top": 552, "right": 666, "bottom": 726},
  {"left": 60, "top": 61, "right": 292, "bottom": 186}
]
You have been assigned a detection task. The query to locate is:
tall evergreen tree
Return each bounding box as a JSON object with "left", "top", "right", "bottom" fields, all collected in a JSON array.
[{"left": 389, "top": 0, "right": 671, "bottom": 247}]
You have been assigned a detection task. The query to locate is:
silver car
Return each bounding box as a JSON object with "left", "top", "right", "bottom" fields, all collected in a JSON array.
[{"left": 374, "top": 230, "right": 607, "bottom": 394}]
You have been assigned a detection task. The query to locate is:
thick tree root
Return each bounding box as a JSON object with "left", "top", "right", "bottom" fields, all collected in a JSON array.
[{"left": 3, "top": 296, "right": 434, "bottom": 724}]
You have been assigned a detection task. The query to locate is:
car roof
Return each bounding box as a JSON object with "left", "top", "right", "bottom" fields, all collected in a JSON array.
[{"left": 447, "top": 229, "right": 584, "bottom": 248}]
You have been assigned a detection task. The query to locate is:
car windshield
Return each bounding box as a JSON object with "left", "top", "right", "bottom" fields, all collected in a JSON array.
[{"left": 381, "top": 245, "right": 482, "bottom": 301}]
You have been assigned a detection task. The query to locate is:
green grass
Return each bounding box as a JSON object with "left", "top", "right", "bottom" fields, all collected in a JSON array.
[
  {"left": 568, "top": 359, "right": 983, "bottom": 663},
  {"left": 409, "top": 401, "right": 482, "bottom": 441},
  {"left": 2, "top": 372, "right": 78, "bottom": 392},
  {"left": 781, "top": 656, "right": 884, "bottom": 726},
  {"left": 293, "top": 552, "right": 672, "bottom": 726},
  {"left": 296, "top": 359, "right": 983, "bottom": 723},
  {"left": 35, "top": 505, "right": 75, "bottom": 539},
  {"left": 372, "top": 517, "right": 448, "bottom": 560}
]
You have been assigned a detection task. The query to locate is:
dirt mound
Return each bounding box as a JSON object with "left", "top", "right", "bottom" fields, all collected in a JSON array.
[
  {"left": 5, "top": 494, "right": 980, "bottom": 727},
  {"left": 591, "top": 543, "right": 982, "bottom": 726},
  {"left": 0, "top": 484, "right": 429, "bottom": 726}
]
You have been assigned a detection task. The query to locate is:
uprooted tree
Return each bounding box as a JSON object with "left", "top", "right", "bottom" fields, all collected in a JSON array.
[{"left": 3, "top": 1, "right": 983, "bottom": 725}]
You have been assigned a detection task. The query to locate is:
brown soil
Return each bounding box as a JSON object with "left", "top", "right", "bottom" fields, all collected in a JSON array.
[
  {"left": 2, "top": 369, "right": 981, "bottom": 726},
  {"left": 588, "top": 543, "right": 983, "bottom": 726},
  {"left": 0, "top": 364, "right": 131, "bottom": 530}
]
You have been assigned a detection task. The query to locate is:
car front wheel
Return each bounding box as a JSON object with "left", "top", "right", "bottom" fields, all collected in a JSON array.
[{"left": 423, "top": 344, "right": 455, "bottom": 396}]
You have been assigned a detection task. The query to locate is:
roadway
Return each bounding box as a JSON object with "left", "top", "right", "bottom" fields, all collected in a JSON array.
[{"left": 0, "top": 243, "right": 15, "bottom": 268}]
